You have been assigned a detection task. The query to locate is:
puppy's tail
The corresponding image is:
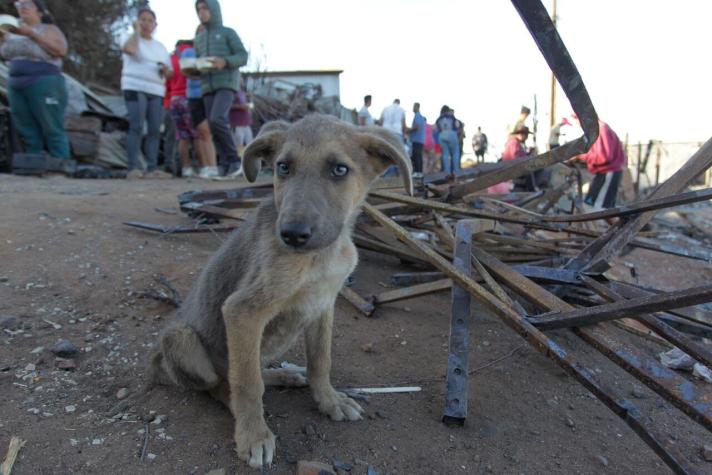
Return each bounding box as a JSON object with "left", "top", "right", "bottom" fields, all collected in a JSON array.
[{"left": 149, "top": 323, "right": 220, "bottom": 391}]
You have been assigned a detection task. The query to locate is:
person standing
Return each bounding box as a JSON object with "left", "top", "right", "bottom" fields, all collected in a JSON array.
[
  {"left": 0, "top": 0, "right": 70, "bottom": 160},
  {"left": 435, "top": 105, "right": 461, "bottom": 175},
  {"left": 569, "top": 117, "right": 627, "bottom": 209},
  {"left": 121, "top": 8, "right": 172, "bottom": 179},
  {"left": 194, "top": 0, "right": 248, "bottom": 177},
  {"left": 472, "top": 126, "right": 488, "bottom": 163},
  {"left": 512, "top": 105, "right": 531, "bottom": 133},
  {"left": 229, "top": 86, "right": 253, "bottom": 160},
  {"left": 358, "top": 94, "right": 374, "bottom": 126},
  {"left": 548, "top": 117, "right": 571, "bottom": 150},
  {"left": 379, "top": 98, "right": 406, "bottom": 144},
  {"left": 406, "top": 102, "right": 426, "bottom": 177},
  {"left": 181, "top": 36, "right": 219, "bottom": 179}
]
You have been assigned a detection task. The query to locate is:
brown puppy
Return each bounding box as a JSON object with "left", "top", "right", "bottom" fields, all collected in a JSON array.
[{"left": 149, "top": 114, "right": 413, "bottom": 469}]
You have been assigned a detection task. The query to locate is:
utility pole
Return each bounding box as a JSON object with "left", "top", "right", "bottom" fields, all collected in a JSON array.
[{"left": 549, "top": 0, "right": 558, "bottom": 130}]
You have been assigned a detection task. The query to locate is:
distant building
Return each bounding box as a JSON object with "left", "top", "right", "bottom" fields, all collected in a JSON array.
[{"left": 242, "top": 69, "right": 354, "bottom": 123}]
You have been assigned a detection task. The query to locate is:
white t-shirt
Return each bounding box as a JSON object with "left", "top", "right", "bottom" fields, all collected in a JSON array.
[
  {"left": 358, "top": 105, "right": 374, "bottom": 126},
  {"left": 380, "top": 103, "right": 405, "bottom": 136},
  {"left": 121, "top": 36, "right": 171, "bottom": 98}
]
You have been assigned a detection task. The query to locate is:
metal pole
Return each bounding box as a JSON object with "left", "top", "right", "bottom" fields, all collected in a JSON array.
[{"left": 549, "top": 0, "right": 558, "bottom": 130}]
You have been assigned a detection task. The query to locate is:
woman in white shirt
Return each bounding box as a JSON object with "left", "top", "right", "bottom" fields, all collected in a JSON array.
[{"left": 121, "top": 8, "right": 172, "bottom": 179}]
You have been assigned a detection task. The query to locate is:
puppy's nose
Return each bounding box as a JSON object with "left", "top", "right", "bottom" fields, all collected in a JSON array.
[{"left": 280, "top": 222, "right": 312, "bottom": 248}]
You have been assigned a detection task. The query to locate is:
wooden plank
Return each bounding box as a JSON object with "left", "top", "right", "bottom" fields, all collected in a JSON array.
[
  {"left": 338, "top": 287, "right": 375, "bottom": 317},
  {"left": 374, "top": 279, "right": 452, "bottom": 305}
]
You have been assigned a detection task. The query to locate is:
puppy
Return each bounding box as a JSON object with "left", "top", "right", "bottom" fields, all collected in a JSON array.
[{"left": 149, "top": 113, "right": 413, "bottom": 468}]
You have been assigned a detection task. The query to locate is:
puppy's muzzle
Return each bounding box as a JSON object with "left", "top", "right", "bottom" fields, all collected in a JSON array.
[{"left": 280, "top": 222, "right": 312, "bottom": 248}]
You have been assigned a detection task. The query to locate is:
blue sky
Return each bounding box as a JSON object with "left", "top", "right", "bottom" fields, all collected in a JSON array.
[{"left": 147, "top": 0, "right": 711, "bottom": 150}]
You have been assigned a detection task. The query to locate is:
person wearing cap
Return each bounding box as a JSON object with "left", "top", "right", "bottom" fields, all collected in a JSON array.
[
  {"left": 502, "top": 125, "right": 547, "bottom": 191},
  {"left": 0, "top": 0, "right": 70, "bottom": 160}
]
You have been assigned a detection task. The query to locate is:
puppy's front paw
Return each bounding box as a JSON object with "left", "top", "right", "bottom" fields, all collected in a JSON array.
[
  {"left": 234, "top": 419, "right": 276, "bottom": 469},
  {"left": 315, "top": 388, "right": 363, "bottom": 421}
]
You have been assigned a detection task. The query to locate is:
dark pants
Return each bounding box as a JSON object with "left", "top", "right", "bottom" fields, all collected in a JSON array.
[
  {"left": 410, "top": 142, "right": 423, "bottom": 173},
  {"left": 204, "top": 89, "right": 238, "bottom": 169},
  {"left": 124, "top": 90, "right": 163, "bottom": 171},
  {"left": 585, "top": 170, "right": 622, "bottom": 209},
  {"left": 8, "top": 74, "right": 70, "bottom": 159}
]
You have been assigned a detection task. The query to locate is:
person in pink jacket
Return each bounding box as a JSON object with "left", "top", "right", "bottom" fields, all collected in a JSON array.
[{"left": 570, "top": 116, "right": 627, "bottom": 209}]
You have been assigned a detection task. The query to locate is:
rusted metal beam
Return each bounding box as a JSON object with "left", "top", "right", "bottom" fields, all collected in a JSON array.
[
  {"left": 567, "top": 136, "right": 712, "bottom": 273},
  {"left": 541, "top": 187, "right": 712, "bottom": 223},
  {"left": 443, "top": 221, "right": 475, "bottom": 426},
  {"left": 530, "top": 284, "right": 712, "bottom": 331},
  {"left": 362, "top": 203, "right": 698, "bottom": 473},
  {"left": 579, "top": 275, "right": 712, "bottom": 369}
]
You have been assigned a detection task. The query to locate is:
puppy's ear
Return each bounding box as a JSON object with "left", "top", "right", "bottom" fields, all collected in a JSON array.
[
  {"left": 242, "top": 121, "right": 290, "bottom": 182},
  {"left": 356, "top": 127, "right": 413, "bottom": 196}
]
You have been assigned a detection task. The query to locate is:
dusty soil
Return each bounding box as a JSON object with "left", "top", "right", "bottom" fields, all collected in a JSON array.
[{"left": 1, "top": 174, "right": 711, "bottom": 475}]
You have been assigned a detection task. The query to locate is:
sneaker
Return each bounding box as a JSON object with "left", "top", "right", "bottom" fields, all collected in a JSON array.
[
  {"left": 182, "top": 167, "right": 197, "bottom": 178},
  {"left": 225, "top": 161, "right": 243, "bottom": 178},
  {"left": 144, "top": 169, "right": 173, "bottom": 179},
  {"left": 198, "top": 166, "right": 220, "bottom": 179},
  {"left": 412, "top": 172, "right": 424, "bottom": 179},
  {"left": 126, "top": 169, "right": 144, "bottom": 180}
]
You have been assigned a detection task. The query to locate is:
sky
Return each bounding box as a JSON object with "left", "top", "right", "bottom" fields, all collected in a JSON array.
[{"left": 146, "top": 0, "right": 712, "bottom": 153}]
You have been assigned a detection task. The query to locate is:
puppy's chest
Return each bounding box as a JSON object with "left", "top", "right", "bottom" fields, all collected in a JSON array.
[{"left": 290, "top": 243, "right": 357, "bottom": 314}]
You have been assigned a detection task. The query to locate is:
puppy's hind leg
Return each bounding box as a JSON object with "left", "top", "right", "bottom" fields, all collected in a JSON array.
[{"left": 153, "top": 323, "right": 220, "bottom": 391}]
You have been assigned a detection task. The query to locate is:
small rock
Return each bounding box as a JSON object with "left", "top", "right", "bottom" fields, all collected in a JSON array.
[
  {"left": 565, "top": 417, "right": 575, "bottom": 428},
  {"left": 596, "top": 455, "right": 609, "bottom": 467},
  {"left": 0, "top": 316, "right": 19, "bottom": 330},
  {"left": 361, "top": 343, "right": 375, "bottom": 353},
  {"left": 116, "top": 388, "right": 130, "bottom": 400},
  {"left": 302, "top": 422, "right": 317, "bottom": 436},
  {"left": 51, "top": 339, "right": 78, "bottom": 358},
  {"left": 391, "top": 445, "right": 398, "bottom": 452},
  {"left": 0, "top": 277, "right": 8, "bottom": 283},
  {"left": 296, "top": 460, "right": 336, "bottom": 475},
  {"left": 69, "top": 438, "right": 78, "bottom": 447},
  {"left": 91, "top": 438, "right": 103, "bottom": 445},
  {"left": 331, "top": 459, "right": 353, "bottom": 471},
  {"left": 146, "top": 453, "right": 157, "bottom": 461},
  {"left": 65, "top": 405, "right": 76, "bottom": 413},
  {"left": 31, "top": 346, "right": 45, "bottom": 354},
  {"left": 24, "top": 363, "right": 36, "bottom": 372},
  {"left": 284, "top": 449, "right": 298, "bottom": 464},
  {"left": 56, "top": 358, "right": 76, "bottom": 371},
  {"left": 703, "top": 444, "right": 712, "bottom": 462},
  {"left": 631, "top": 387, "right": 646, "bottom": 399}
]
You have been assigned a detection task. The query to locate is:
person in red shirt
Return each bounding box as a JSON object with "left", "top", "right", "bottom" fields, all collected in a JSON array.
[
  {"left": 502, "top": 125, "right": 549, "bottom": 191},
  {"left": 165, "top": 39, "right": 219, "bottom": 178},
  {"left": 569, "top": 117, "right": 627, "bottom": 209}
]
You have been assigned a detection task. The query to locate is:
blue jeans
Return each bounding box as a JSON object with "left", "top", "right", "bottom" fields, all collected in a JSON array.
[
  {"left": 124, "top": 90, "right": 164, "bottom": 171},
  {"left": 439, "top": 130, "right": 460, "bottom": 173}
]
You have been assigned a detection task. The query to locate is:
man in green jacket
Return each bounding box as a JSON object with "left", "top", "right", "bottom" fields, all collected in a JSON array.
[{"left": 195, "top": 0, "right": 248, "bottom": 177}]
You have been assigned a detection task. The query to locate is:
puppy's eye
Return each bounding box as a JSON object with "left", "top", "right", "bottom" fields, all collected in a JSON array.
[
  {"left": 332, "top": 164, "right": 349, "bottom": 178},
  {"left": 276, "top": 162, "right": 290, "bottom": 176}
]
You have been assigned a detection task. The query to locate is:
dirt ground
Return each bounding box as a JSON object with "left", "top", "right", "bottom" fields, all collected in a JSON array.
[{"left": 1, "top": 174, "right": 711, "bottom": 475}]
